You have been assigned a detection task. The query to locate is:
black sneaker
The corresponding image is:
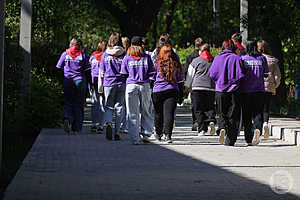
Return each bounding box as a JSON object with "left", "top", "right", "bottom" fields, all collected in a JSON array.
[
  {"left": 106, "top": 123, "right": 113, "bottom": 140},
  {"left": 165, "top": 135, "right": 173, "bottom": 143},
  {"left": 96, "top": 127, "right": 103, "bottom": 134}
]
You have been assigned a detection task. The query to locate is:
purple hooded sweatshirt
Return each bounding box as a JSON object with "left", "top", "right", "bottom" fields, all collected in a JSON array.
[
  {"left": 121, "top": 54, "right": 155, "bottom": 84},
  {"left": 239, "top": 55, "right": 269, "bottom": 93},
  {"left": 99, "top": 46, "right": 126, "bottom": 87},
  {"left": 56, "top": 52, "right": 91, "bottom": 81},
  {"left": 208, "top": 50, "right": 245, "bottom": 92},
  {"left": 150, "top": 64, "right": 183, "bottom": 93}
]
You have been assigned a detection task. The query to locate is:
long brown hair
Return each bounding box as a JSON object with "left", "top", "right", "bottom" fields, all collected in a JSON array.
[
  {"left": 127, "top": 45, "right": 145, "bottom": 57},
  {"left": 257, "top": 40, "right": 272, "bottom": 55},
  {"left": 157, "top": 44, "right": 182, "bottom": 83}
]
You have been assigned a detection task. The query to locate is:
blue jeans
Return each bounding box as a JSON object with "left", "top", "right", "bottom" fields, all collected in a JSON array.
[
  {"left": 62, "top": 79, "right": 86, "bottom": 131},
  {"left": 104, "top": 84, "right": 126, "bottom": 131},
  {"left": 90, "top": 80, "right": 105, "bottom": 127},
  {"left": 126, "top": 83, "right": 153, "bottom": 142}
]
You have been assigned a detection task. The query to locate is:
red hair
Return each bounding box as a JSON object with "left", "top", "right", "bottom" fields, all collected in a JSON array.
[
  {"left": 222, "top": 39, "right": 237, "bottom": 51},
  {"left": 157, "top": 44, "right": 182, "bottom": 83}
]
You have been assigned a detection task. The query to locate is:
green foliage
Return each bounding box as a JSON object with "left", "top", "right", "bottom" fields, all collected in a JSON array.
[
  {"left": 177, "top": 46, "right": 221, "bottom": 66},
  {"left": 26, "top": 69, "right": 64, "bottom": 133},
  {"left": 280, "top": 98, "right": 300, "bottom": 116},
  {"left": 177, "top": 46, "right": 194, "bottom": 65}
]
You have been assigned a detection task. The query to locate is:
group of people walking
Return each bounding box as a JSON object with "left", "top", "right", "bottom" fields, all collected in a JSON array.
[{"left": 56, "top": 32, "right": 281, "bottom": 146}]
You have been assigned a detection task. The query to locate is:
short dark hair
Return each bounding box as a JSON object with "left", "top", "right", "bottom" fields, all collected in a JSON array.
[
  {"left": 246, "top": 40, "right": 261, "bottom": 57},
  {"left": 194, "top": 37, "right": 204, "bottom": 50}
]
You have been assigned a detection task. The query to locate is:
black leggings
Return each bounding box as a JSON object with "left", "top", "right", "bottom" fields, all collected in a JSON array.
[
  {"left": 263, "top": 92, "right": 272, "bottom": 123},
  {"left": 152, "top": 90, "right": 178, "bottom": 136},
  {"left": 240, "top": 92, "right": 264, "bottom": 143},
  {"left": 191, "top": 90, "right": 216, "bottom": 132}
]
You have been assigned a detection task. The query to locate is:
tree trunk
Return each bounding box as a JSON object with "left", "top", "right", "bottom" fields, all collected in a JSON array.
[
  {"left": 17, "top": 0, "right": 32, "bottom": 132},
  {"left": 240, "top": 0, "right": 248, "bottom": 47},
  {"left": 0, "top": 0, "right": 6, "bottom": 175}
]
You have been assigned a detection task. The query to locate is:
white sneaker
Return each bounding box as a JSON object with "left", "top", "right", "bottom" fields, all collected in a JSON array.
[
  {"left": 219, "top": 129, "right": 226, "bottom": 144},
  {"left": 198, "top": 130, "right": 206, "bottom": 136},
  {"left": 252, "top": 129, "right": 261, "bottom": 146},
  {"left": 209, "top": 122, "right": 216, "bottom": 135},
  {"left": 263, "top": 122, "right": 269, "bottom": 138}
]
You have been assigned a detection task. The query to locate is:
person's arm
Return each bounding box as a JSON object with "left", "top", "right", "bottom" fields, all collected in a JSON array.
[
  {"left": 274, "top": 60, "right": 281, "bottom": 88},
  {"left": 98, "top": 68, "right": 104, "bottom": 94},
  {"left": 184, "top": 64, "right": 196, "bottom": 90}
]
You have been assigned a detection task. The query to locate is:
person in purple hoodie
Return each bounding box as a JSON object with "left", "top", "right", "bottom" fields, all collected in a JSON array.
[
  {"left": 239, "top": 40, "right": 269, "bottom": 146},
  {"left": 89, "top": 40, "right": 106, "bottom": 134},
  {"left": 151, "top": 44, "right": 184, "bottom": 143},
  {"left": 99, "top": 33, "right": 126, "bottom": 141},
  {"left": 120, "top": 36, "right": 155, "bottom": 145},
  {"left": 56, "top": 37, "right": 91, "bottom": 135},
  {"left": 208, "top": 40, "right": 245, "bottom": 146}
]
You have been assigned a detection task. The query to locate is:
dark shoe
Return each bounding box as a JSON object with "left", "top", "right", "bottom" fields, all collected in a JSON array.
[
  {"left": 106, "top": 123, "right": 113, "bottom": 140},
  {"left": 96, "top": 127, "right": 103, "bottom": 134},
  {"left": 91, "top": 125, "right": 97, "bottom": 133},
  {"left": 64, "top": 119, "right": 71, "bottom": 135},
  {"left": 142, "top": 135, "right": 151, "bottom": 143},
  {"left": 114, "top": 134, "right": 120, "bottom": 141},
  {"left": 165, "top": 134, "right": 173, "bottom": 143}
]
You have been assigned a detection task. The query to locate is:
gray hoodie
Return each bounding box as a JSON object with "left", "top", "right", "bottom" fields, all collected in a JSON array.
[{"left": 185, "top": 56, "right": 215, "bottom": 91}]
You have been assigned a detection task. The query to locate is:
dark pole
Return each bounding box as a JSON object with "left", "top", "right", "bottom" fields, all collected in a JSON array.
[{"left": 0, "top": 0, "right": 6, "bottom": 175}]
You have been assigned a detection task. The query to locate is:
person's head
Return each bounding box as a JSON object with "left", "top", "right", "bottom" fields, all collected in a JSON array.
[
  {"left": 157, "top": 33, "right": 172, "bottom": 48},
  {"left": 246, "top": 40, "right": 261, "bottom": 57},
  {"left": 195, "top": 37, "right": 204, "bottom": 50},
  {"left": 221, "top": 39, "right": 237, "bottom": 51},
  {"left": 157, "top": 44, "right": 182, "bottom": 83},
  {"left": 69, "top": 37, "right": 83, "bottom": 49},
  {"left": 122, "top": 37, "right": 130, "bottom": 52},
  {"left": 231, "top": 33, "right": 242, "bottom": 43},
  {"left": 257, "top": 40, "right": 272, "bottom": 55},
  {"left": 200, "top": 43, "right": 210, "bottom": 52},
  {"left": 96, "top": 40, "right": 107, "bottom": 52},
  {"left": 107, "top": 32, "right": 122, "bottom": 48},
  {"left": 127, "top": 36, "right": 145, "bottom": 57}
]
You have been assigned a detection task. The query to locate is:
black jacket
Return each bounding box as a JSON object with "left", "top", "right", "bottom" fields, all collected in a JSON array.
[{"left": 184, "top": 50, "right": 199, "bottom": 79}]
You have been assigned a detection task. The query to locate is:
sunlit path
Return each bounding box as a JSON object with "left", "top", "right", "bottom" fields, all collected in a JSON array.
[{"left": 3, "top": 104, "right": 300, "bottom": 200}]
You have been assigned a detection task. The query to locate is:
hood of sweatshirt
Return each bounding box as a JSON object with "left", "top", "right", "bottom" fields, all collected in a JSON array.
[
  {"left": 106, "top": 46, "right": 125, "bottom": 57},
  {"left": 263, "top": 53, "right": 278, "bottom": 65}
]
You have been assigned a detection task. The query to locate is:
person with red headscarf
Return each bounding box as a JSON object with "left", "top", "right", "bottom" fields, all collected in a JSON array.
[
  {"left": 56, "top": 37, "right": 91, "bottom": 135},
  {"left": 185, "top": 43, "right": 216, "bottom": 136}
]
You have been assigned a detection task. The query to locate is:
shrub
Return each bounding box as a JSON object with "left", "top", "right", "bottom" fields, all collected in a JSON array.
[{"left": 26, "top": 68, "right": 64, "bottom": 133}]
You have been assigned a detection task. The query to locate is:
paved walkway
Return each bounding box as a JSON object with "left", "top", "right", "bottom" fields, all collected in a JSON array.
[{"left": 3, "top": 105, "right": 300, "bottom": 200}]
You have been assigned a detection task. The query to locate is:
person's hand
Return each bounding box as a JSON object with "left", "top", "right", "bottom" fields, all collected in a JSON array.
[{"left": 98, "top": 86, "right": 104, "bottom": 94}]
